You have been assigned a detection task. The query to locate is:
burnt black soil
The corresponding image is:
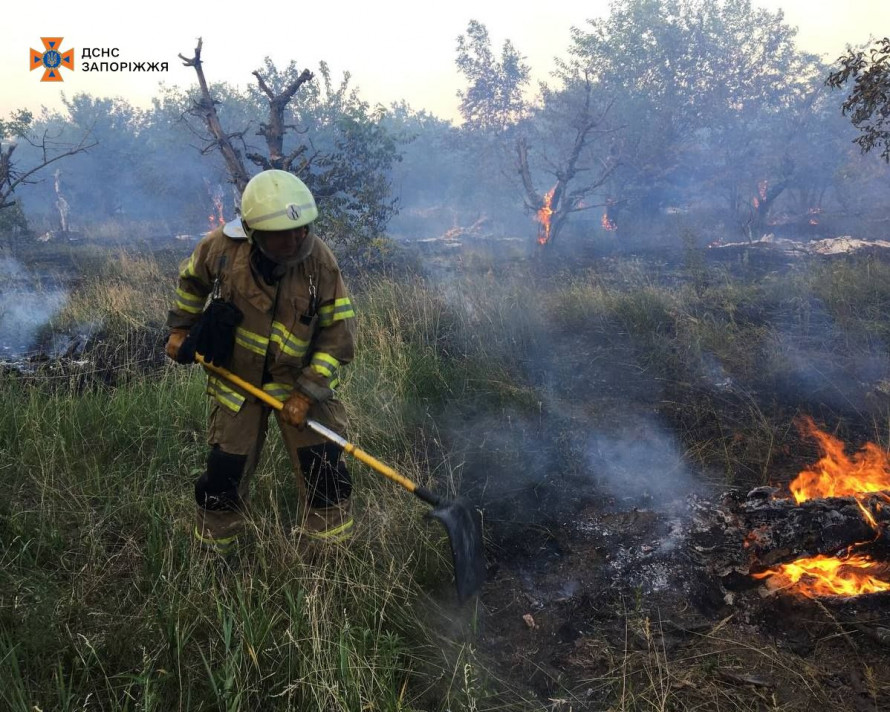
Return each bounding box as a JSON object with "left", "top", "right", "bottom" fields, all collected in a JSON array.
[{"left": 440, "top": 244, "right": 890, "bottom": 710}]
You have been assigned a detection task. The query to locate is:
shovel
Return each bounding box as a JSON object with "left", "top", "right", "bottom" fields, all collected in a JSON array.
[{"left": 195, "top": 354, "right": 485, "bottom": 603}]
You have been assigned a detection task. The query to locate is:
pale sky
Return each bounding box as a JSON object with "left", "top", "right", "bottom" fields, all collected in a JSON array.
[{"left": 2, "top": 0, "right": 888, "bottom": 123}]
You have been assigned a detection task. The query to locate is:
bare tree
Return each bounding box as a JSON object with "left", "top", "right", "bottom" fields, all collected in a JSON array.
[
  {"left": 0, "top": 110, "right": 95, "bottom": 211},
  {"left": 177, "top": 40, "right": 400, "bottom": 249},
  {"left": 455, "top": 21, "right": 618, "bottom": 247},
  {"left": 179, "top": 37, "right": 315, "bottom": 192},
  {"left": 249, "top": 67, "right": 314, "bottom": 171},
  {"left": 178, "top": 38, "right": 255, "bottom": 192}
]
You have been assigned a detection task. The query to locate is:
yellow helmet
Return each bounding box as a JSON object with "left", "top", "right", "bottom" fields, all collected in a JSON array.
[{"left": 240, "top": 170, "right": 318, "bottom": 238}]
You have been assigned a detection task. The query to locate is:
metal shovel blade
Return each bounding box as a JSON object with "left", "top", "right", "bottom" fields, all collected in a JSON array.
[{"left": 428, "top": 497, "right": 485, "bottom": 603}]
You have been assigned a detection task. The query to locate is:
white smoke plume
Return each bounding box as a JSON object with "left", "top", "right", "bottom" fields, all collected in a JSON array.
[
  {"left": 0, "top": 257, "right": 68, "bottom": 359},
  {"left": 585, "top": 415, "right": 696, "bottom": 509}
]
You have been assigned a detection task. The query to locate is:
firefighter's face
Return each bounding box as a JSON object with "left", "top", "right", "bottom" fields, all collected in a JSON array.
[{"left": 254, "top": 226, "right": 309, "bottom": 263}]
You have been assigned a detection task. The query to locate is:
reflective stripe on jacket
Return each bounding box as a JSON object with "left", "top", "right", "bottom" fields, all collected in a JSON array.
[{"left": 167, "top": 228, "right": 356, "bottom": 411}]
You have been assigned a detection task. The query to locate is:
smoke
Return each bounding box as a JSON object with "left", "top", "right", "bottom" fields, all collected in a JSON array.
[
  {"left": 767, "top": 295, "right": 889, "bottom": 415},
  {"left": 585, "top": 415, "right": 696, "bottom": 510},
  {"left": 700, "top": 351, "right": 734, "bottom": 391},
  {"left": 0, "top": 257, "right": 68, "bottom": 359}
]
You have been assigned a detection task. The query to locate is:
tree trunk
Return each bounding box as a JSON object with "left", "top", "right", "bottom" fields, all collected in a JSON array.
[
  {"left": 750, "top": 178, "right": 788, "bottom": 238},
  {"left": 252, "top": 69, "right": 314, "bottom": 170},
  {"left": 515, "top": 77, "right": 616, "bottom": 248},
  {"left": 178, "top": 38, "right": 251, "bottom": 193}
]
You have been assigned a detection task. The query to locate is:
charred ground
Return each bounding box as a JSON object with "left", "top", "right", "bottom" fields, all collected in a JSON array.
[{"left": 429, "top": 239, "right": 890, "bottom": 710}]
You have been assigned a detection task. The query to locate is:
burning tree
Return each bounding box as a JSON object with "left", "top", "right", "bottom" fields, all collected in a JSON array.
[
  {"left": 567, "top": 0, "right": 823, "bottom": 237},
  {"left": 178, "top": 39, "right": 400, "bottom": 249},
  {"left": 516, "top": 72, "right": 618, "bottom": 246},
  {"left": 455, "top": 22, "right": 618, "bottom": 247}
]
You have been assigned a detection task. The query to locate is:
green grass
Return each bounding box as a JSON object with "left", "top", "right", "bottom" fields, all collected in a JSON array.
[
  {"left": 0, "top": 257, "right": 523, "bottom": 711},
  {"left": 0, "top": 364, "right": 481, "bottom": 710}
]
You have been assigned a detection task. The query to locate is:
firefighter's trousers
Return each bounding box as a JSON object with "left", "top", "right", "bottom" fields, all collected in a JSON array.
[{"left": 194, "top": 397, "right": 353, "bottom": 549}]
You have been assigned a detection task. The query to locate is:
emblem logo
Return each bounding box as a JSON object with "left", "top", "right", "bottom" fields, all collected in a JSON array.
[
  {"left": 30, "top": 37, "right": 74, "bottom": 82},
  {"left": 286, "top": 204, "right": 300, "bottom": 220}
]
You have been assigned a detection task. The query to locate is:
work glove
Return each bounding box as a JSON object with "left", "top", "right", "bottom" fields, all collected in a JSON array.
[
  {"left": 281, "top": 391, "right": 313, "bottom": 429},
  {"left": 181, "top": 299, "right": 244, "bottom": 368},
  {"left": 165, "top": 328, "right": 190, "bottom": 363}
]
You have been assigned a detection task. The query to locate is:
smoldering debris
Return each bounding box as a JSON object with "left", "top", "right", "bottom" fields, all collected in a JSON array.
[{"left": 711, "top": 234, "right": 890, "bottom": 255}]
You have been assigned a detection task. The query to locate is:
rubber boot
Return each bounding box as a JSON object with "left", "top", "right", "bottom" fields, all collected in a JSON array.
[
  {"left": 194, "top": 506, "right": 243, "bottom": 556},
  {"left": 294, "top": 499, "right": 354, "bottom": 559}
]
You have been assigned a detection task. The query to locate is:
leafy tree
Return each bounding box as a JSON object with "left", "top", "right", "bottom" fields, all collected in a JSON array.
[
  {"left": 383, "top": 102, "right": 458, "bottom": 207},
  {"left": 453, "top": 21, "right": 536, "bottom": 232},
  {"left": 12, "top": 91, "right": 235, "bottom": 234},
  {"left": 453, "top": 3, "right": 826, "bottom": 246},
  {"left": 0, "top": 200, "right": 31, "bottom": 252},
  {"left": 141, "top": 89, "right": 232, "bottom": 228},
  {"left": 260, "top": 61, "right": 401, "bottom": 247},
  {"left": 456, "top": 20, "right": 530, "bottom": 133},
  {"left": 567, "top": 0, "right": 821, "bottom": 234},
  {"left": 827, "top": 37, "right": 890, "bottom": 162},
  {"left": 382, "top": 102, "right": 497, "bottom": 239},
  {"left": 60, "top": 95, "right": 147, "bottom": 219}
]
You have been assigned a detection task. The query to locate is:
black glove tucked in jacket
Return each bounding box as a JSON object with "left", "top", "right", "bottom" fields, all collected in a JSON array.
[{"left": 176, "top": 299, "right": 243, "bottom": 367}]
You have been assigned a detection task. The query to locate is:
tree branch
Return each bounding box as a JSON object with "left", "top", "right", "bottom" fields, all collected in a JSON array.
[
  {"left": 0, "top": 131, "right": 96, "bottom": 210},
  {"left": 516, "top": 137, "right": 542, "bottom": 210}
]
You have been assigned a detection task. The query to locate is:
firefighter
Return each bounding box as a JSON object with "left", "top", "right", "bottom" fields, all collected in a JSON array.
[{"left": 165, "top": 169, "right": 356, "bottom": 554}]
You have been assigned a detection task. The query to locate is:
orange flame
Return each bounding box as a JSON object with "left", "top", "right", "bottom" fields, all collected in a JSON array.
[
  {"left": 753, "top": 554, "right": 890, "bottom": 597},
  {"left": 754, "top": 417, "right": 890, "bottom": 597},
  {"left": 790, "top": 416, "right": 890, "bottom": 503},
  {"left": 601, "top": 197, "right": 617, "bottom": 231},
  {"left": 752, "top": 180, "right": 768, "bottom": 209},
  {"left": 536, "top": 187, "right": 556, "bottom": 245},
  {"left": 208, "top": 194, "right": 225, "bottom": 229}
]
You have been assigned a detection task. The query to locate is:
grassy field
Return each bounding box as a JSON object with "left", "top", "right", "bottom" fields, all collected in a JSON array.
[
  {"left": 2, "top": 243, "right": 890, "bottom": 710},
  {"left": 0, "top": 253, "right": 492, "bottom": 711}
]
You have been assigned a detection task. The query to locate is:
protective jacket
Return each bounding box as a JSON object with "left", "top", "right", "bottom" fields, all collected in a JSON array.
[{"left": 167, "top": 227, "right": 356, "bottom": 411}]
